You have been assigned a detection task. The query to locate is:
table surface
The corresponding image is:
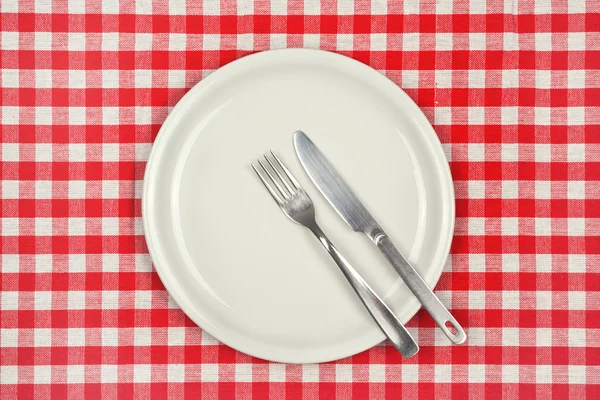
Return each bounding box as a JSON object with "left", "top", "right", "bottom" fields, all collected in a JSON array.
[{"left": 0, "top": 0, "right": 598, "bottom": 399}]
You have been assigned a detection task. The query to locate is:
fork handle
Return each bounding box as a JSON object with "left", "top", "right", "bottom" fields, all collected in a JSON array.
[{"left": 309, "top": 225, "right": 419, "bottom": 358}]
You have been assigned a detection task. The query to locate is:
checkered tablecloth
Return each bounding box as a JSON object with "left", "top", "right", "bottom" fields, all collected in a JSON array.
[{"left": 1, "top": 0, "right": 599, "bottom": 398}]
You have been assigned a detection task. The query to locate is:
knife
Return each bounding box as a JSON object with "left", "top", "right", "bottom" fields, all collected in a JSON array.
[{"left": 294, "top": 130, "right": 466, "bottom": 344}]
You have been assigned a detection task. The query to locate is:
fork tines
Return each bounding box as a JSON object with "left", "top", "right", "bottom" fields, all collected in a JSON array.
[{"left": 252, "top": 151, "right": 299, "bottom": 203}]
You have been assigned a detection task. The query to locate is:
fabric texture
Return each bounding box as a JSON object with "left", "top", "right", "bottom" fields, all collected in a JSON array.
[{"left": 0, "top": 0, "right": 599, "bottom": 398}]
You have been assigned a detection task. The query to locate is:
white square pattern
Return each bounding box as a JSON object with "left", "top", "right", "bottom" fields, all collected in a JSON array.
[
  {"left": 336, "top": 364, "right": 352, "bottom": 382},
  {"left": 2, "top": 69, "right": 19, "bottom": 88},
  {"left": 469, "top": 254, "right": 486, "bottom": 272},
  {"left": 34, "top": 328, "right": 52, "bottom": 347},
  {"left": 1, "top": 292, "right": 19, "bottom": 310},
  {"left": 168, "top": 327, "right": 185, "bottom": 346},
  {"left": 203, "top": 34, "right": 220, "bottom": 50},
  {"left": 35, "top": 143, "right": 52, "bottom": 162},
  {"left": 370, "top": 33, "right": 386, "bottom": 51},
  {"left": 468, "top": 107, "right": 485, "bottom": 125},
  {"left": 468, "top": 143, "right": 485, "bottom": 162},
  {"left": 68, "top": 328, "right": 86, "bottom": 347},
  {"left": 567, "top": 143, "right": 585, "bottom": 162},
  {"left": 134, "top": 327, "right": 152, "bottom": 346},
  {"left": 102, "top": 364, "right": 119, "bottom": 383},
  {"left": 35, "top": 69, "right": 52, "bottom": 88},
  {"left": 135, "top": 290, "right": 152, "bottom": 309},
  {"left": 135, "top": 70, "right": 152, "bottom": 88},
  {"left": 436, "top": 33, "right": 453, "bottom": 50},
  {"left": 0, "top": 329, "right": 19, "bottom": 348},
  {"left": 469, "top": 181, "right": 485, "bottom": 199},
  {"left": 568, "top": 181, "right": 585, "bottom": 199},
  {"left": 2, "top": 143, "right": 19, "bottom": 161},
  {"left": 136, "top": 0, "right": 152, "bottom": 14},
  {"left": 201, "top": 364, "right": 219, "bottom": 382},
  {"left": 35, "top": 180, "right": 52, "bottom": 199},
  {"left": 34, "top": 365, "right": 51, "bottom": 384},
  {"left": 501, "top": 144, "right": 519, "bottom": 162},
  {"left": 236, "top": 364, "right": 253, "bottom": 382},
  {"left": 469, "top": 33, "right": 486, "bottom": 50},
  {"left": 401, "top": 70, "right": 418, "bottom": 89},
  {"left": 69, "top": 70, "right": 86, "bottom": 88},
  {"left": 67, "top": 365, "right": 85, "bottom": 384},
  {"left": 336, "top": 34, "right": 353, "bottom": 51},
  {"left": 134, "top": 364, "right": 152, "bottom": 383},
  {"left": 404, "top": 0, "right": 420, "bottom": 14},
  {"left": 69, "top": 218, "right": 86, "bottom": 236},
  {"left": 103, "top": 0, "right": 120, "bottom": 14},
  {"left": 535, "top": 70, "right": 551, "bottom": 89},
  {"left": 36, "top": 218, "right": 53, "bottom": 236},
  {"left": 502, "top": 70, "right": 518, "bottom": 88},
  {"left": 434, "top": 364, "right": 451, "bottom": 383},
  {"left": 502, "top": 180, "right": 518, "bottom": 199},
  {"left": 535, "top": 181, "right": 551, "bottom": 199},
  {"left": 2, "top": 107, "right": 19, "bottom": 125},
  {"left": 102, "top": 290, "right": 120, "bottom": 309},
  {"left": 1, "top": 32, "right": 19, "bottom": 50},
  {"left": 2, "top": 218, "right": 19, "bottom": 236},
  {"left": 102, "top": 327, "right": 119, "bottom": 346},
  {"left": 469, "top": 70, "right": 485, "bottom": 88},
  {"left": 468, "top": 364, "right": 485, "bottom": 383},
  {"left": 502, "top": 218, "right": 519, "bottom": 235},
  {"left": 502, "top": 327, "right": 519, "bottom": 346},
  {"left": 102, "top": 32, "right": 119, "bottom": 51},
  {"left": 1, "top": 254, "right": 19, "bottom": 273},
  {"left": 102, "top": 70, "right": 119, "bottom": 88},
  {"left": 68, "top": 33, "right": 86, "bottom": 51},
  {"left": 69, "top": 254, "right": 86, "bottom": 273},
  {"left": 568, "top": 70, "right": 585, "bottom": 88},
  {"left": 502, "top": 254, "right": 520, "bottom": 272},
  {"left": 34, "top": 32, "right": 52, "bottom": 50},
  {"left": 135, "top": 33, "right": 153, "bottom": 50},
  {"left": 69, "top": 107, "right": 86, "bottom": 125},
  {"left": 469, "top": 218, "right": 485, "bottom": 235},
  {"left": 68, "top": 291, "right": 86, "bottom": 310},
  {"left": 36, "top": 107, "right": 52, "bottom": 125},
  {"left": 168, "top": 364, "right": 185, "bottom": 382},
  {"left": 369, "top": 364, "right": 385, "bottom": 382},
  {"left": 402, "top": 33, "right": 420, "bottom": 51},
  {"left": 103, "top": 107, "right": 119, "bottom": 125}
]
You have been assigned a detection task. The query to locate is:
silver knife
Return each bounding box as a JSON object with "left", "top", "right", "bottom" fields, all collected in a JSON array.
[{"left": 294, "top": 130, "right": 466, "bottom": 344}]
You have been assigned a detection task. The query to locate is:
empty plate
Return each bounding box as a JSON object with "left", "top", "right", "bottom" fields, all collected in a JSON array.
[{"left": 142, "top": 49, "right": 455, "bottom": 363}]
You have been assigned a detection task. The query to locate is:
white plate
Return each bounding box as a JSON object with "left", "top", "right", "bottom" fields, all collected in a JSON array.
[{"left": 143, "top": 49, "right": 454, "bottom": 363}]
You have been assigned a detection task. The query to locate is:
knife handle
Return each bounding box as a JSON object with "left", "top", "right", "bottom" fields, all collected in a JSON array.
[
  {"left": 374, "top": 233, "right": 467, "bottom": 345},
  {"left": 309, "top": 225, "right": 419, "bottom": 358}
]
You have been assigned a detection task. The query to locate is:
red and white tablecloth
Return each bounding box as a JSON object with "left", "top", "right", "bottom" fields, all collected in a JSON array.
[{"left": 1, "top": 0, "right": 598, "bottom": 399}]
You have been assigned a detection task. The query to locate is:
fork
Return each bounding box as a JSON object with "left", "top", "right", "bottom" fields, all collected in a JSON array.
[{"left": 252, "top": 151, "right": 419, "bottom": 358}]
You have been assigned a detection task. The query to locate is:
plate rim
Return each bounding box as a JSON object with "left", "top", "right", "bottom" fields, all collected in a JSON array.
[{"left": 142, "top": 48, "right": 456, "bottom": 363}]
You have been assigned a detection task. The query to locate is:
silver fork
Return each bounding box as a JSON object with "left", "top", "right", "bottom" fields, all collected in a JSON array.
[{"left": 252, "top": 151, "right": 419, "bottom": 358}]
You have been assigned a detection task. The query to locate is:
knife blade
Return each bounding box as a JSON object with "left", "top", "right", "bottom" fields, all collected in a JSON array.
[{"left": 293, "top": 130, "right": 466, "bottom": 344}]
